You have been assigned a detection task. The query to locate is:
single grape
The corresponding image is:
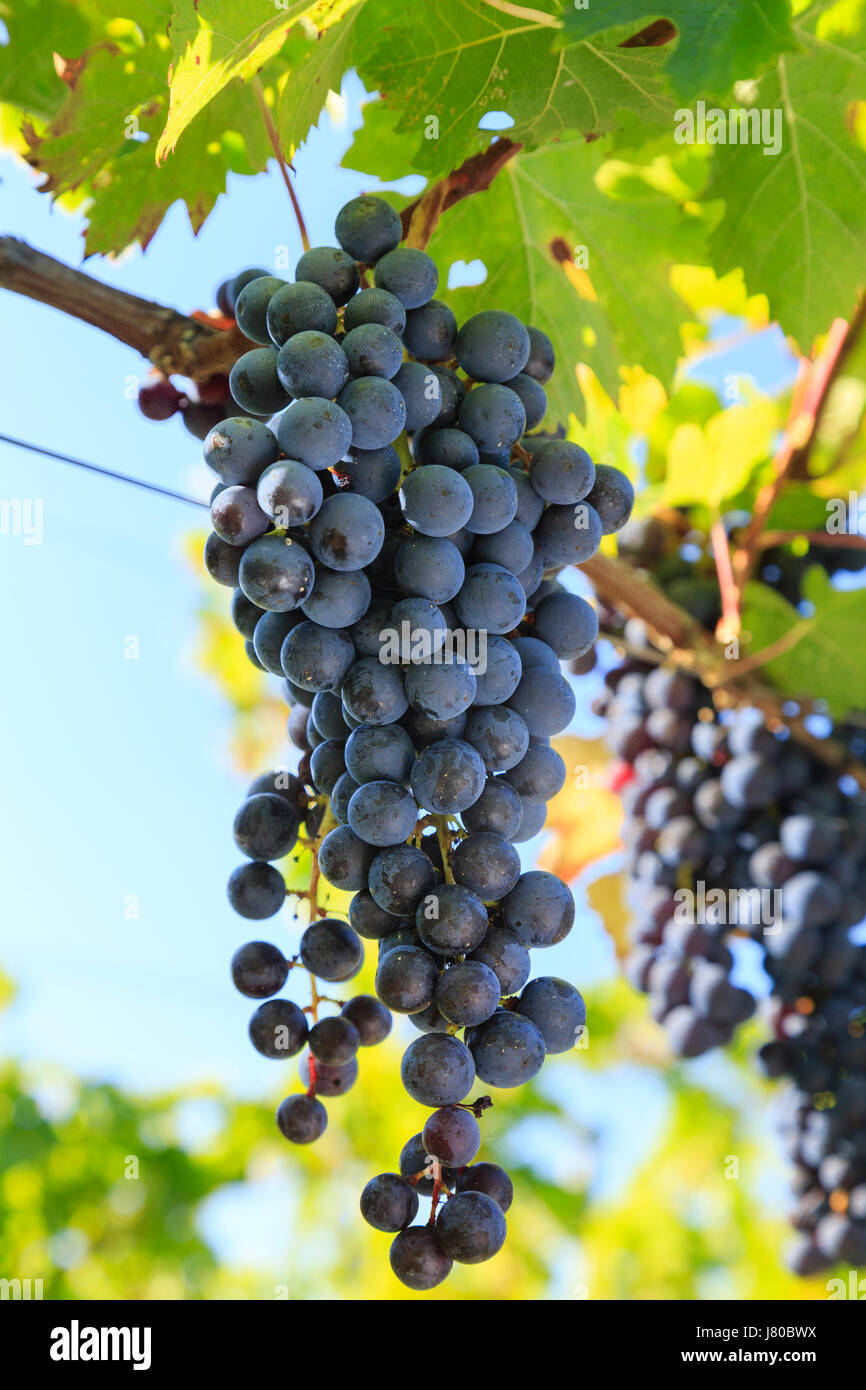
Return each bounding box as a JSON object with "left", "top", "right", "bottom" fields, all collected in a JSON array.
[
  {"left": 307, "top": 492, "right": 386, "bottom": 572},
  {"left": 394, "top": 361, "right": 443, "bottom": 431},
  {"left": 394, "top": 536, "right": 465, "bottom": 603},
  {"left": 399, "top": 465, "right": 474, "bottom": 537},
  {"left": 374, "top": 246, "right": 438, "bottom": 308},
  {"left": 233, "top": 793, "right": 299, "bottom": 861},
  {"left": 454, "top": 563, "right": 526, "bottom": 636},
  {"left": 410, "top": 738, "right": 487, "bottom": 815},
  {"left": 459, "top": 383, "right": 526, "bottom": 452},
  {"left": 227, "top": 861, "right": 286, "bottom": 919},
  {"left": 276, "top": 330, "right": 349, "bottom": 399},
  {"left": 465, "top": 705, "right": 529, "bottom": 772},
  {"left": 585, "top": 463, "right": 634, "bottom": 534},
  {"left": 435, "top": 960, "right": 501, "bottom": 1026},
  {"left": 532, "top": 591, "right": 598, "bottom": 659},
  {"left": 389, "top": 1226, "right": 452, "bottom": 1290},
  {"left": 231, "top": 941, "right": 289, "bottom": 998},
  {"left": 349, "top": 889, "right": 403, "bottom": 941},
  {"left": 343, "top": 286, "right": 406, "bottom": 335},
  {"left": 249, "top": 999, "right": 308, "bottom": 1057},
  {"left": 348, "top": 779, "right": 419, "bottom": 847},
  {"left": 368, "top": 844, "right": 439, "bottom": 916},
  {"left": 276, "top": 1094, "right": 327, "bottom": 1144},
  {"left": 335, "top": 194, "right": 402, "bottom": 263},
  {"left": 401, "top": 1033, "right": 476, "bottom": 1106},
  {"left": 529, "top": 440, "right": 595, "bottom": 504},
  {"left": 338, "top": 445, "right": 402, "bottom": 503},
  {"left": 472, "top": 518, "right": 534, "bottom": 574},
  {"left": 501, "top": 870, "right": 575, "bottom": 947},
  {"left": 345, "top": 722, "right": 415, "bottom": 785},
  {"left": 403, "top": 657, "right": 477, "bottom": 721},
  {"left": 204, "top": 532, "right": 242, "bottom": 587},
  {"left": 455, "top": 311, "right": 530, "bottom": 383},
  {"left": 318, "top": 825, "right": 376, "bottom": 892},
  {"left": 461, "top": 777, "right": 522, "bottom": 838},
  {"left": 342, "top": 657, "right": 409, "bottom": 726},
  {"left": 275, "top": 397, "right": 352, "bottom": 469},
  {"left": 309, "top": 739, "right": 347, "bottom": 795},
  {"left": 299, "top": 918, "right": 363, "bottom": 981},
  {"left": 361, "top": 1173, "right": 419, "bottom": 1232},
  {"left": 461, "top": 464, "right": 518, "bottom": 535},
  {"left": 518, "top": 977, "right": 586, "bottom": 1053},
  {"left": 468, "top": 1010, "right": 545, "bottom": 1087},
  {"left": 469, "top": 927, "right": 530, "bottom": 994},
  {"left": 533, "top": 501, "right": 603, "bottom": 567},
  {"left": 341, "top": 994, "right": 393, "bottom": 1045},
  {"left": 301, "top": 566, "right": 371, "bottom": 628},
  {"left": 296, "top": 245, "right": 360, "bottom": 305},
  {"left": 238, "top": 534, "right": 315, "bottom": 611},
  {"left": 256, "top": 458, "right": 324, "bottom": 526},
  {"left": 231, "top": 587, "right": 263, "bottom": 639},
  {"left": 342, "top": 322, "right": 403, "bottom": 380},
  {"left": 451, "top": 832, "right": 521, "bottom": 901},
  {"left": 505, "top": 373, "right": 547, "bottom": 430},
  {"left": 422, "top": 1106, "right": 481, "bottom": 1166},
  {"left": 266, "top": 280, "right": 338, "bottom": 346},
  {"left": 436, "top": 1190, "right": 507, "bottom": 1263},
  {"left": 403, "top": 300, "right": 458, "bottom": 361},
  {"left": 229, "top": 348, "right": 291, "bottom": 415},
  {"left": 338, "top": 376, "right": 406, "bottom": 449},
  {"left": 511, "top": 795, "right": 547, "bottom": 843},
  {"left": 505, "top": 741, "right": 566, "bottom": 803},
  {"left": 234, "top": 275, "right": 286, "bottom": 344},
  {"left": 280, "top": 620, "right": 354, "bottom": 692},
  {"left": 299, "top": 1052, "right": 359, "bottom": 1096},
  {"left": 507, "top": 667, "right": 575, "bottom": 737},
  {"left": 416, "top": 882, "right": 489, "bottom": 956},
  {"left": 375, "top": 945, "right": 439, "bottom": 1014},
  {"left": 454, "top": 1163, "right": 513, "bottom": 1212},
  {"left": 523, "top": 325, "right": 555, "bottom": 382},
  {"left": 509, "top": 465, "right": 545, "bottom": 528},
  {"left": 309, "top": 1015, "right": 361, "bottom": 1066}
]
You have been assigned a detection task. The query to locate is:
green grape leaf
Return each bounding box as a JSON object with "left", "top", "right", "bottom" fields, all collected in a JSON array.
[
  {"left": 660, "top": 394, "right": 778, "bottom": 509},
  {"left": 342, "top": 96, "right": 425, "bottom": 182},
  {"left": 0, "top": 0, "right": 97, "bottom": 118},
  {"left": 425, "top": 138, "right": 703, "bottom": 422},
  {"left": 277, "top": 2, "right": 361, "bottom": 154},
  {"left": 157, "top": 0, "right": 357, "bottom": 163},
  {"left": 708, "top": 4, "right": 866, "bottom": 349},
  {"left": 561, "top": 0, "right": 796, "bottom": 100},
  {"left": 20, "top": 9, "right": 270, "bottom": 256},
  {"left": 765, "top": 483, "right": 833, "bottom": 531},
  {"left": 741, "top": 567, "right": 866, "bottom": 716},
  {"left": 353, "top": 0, "right": 674, "bottom": 180}
]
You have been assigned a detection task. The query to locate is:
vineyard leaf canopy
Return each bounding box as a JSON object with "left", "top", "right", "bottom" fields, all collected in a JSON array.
[
  {"left": 741, "top": 566, "right": 866, "bottom": 717},
  {"left": 708, "top": 2, "right": 866, "bottom": 350},
  {"left": 422, "top": 137, "right": 704, "bottom": 421},
  {"left": 561, "top": 0, "right": 797, "bottom": 99},
  {"left": 3, "top": 0, "right": 271, "bottom": 254},
  {"left": 352, "top": 0, "right": 674, "bottom": 179},
  {"left": 155, "top": 0, "right": 357, "bottom": 162}
]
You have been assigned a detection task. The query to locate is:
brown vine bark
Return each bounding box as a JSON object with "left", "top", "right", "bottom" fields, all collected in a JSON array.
[
  {"left": 0, "top": 236, "right": 251, "bottom": 380},
  {"left": 400, "top": 139, "right": 522, "bottom": 250}
]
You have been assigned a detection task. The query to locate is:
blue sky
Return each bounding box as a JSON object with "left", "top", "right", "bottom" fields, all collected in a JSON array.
[{"left": 0, "top": 75, "right": 808, "bottom": 1273}]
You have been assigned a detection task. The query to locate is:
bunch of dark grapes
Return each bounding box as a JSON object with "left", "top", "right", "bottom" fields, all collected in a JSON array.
[
  {"left": 229, "top": 762, "right": 394, "bottom": 1144},
  {"left": 599, "top": 622, "right": 866, "bottom": 1276},
  {"left": 196, "top": 194, "right": 632, "bottom": 1286}
]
